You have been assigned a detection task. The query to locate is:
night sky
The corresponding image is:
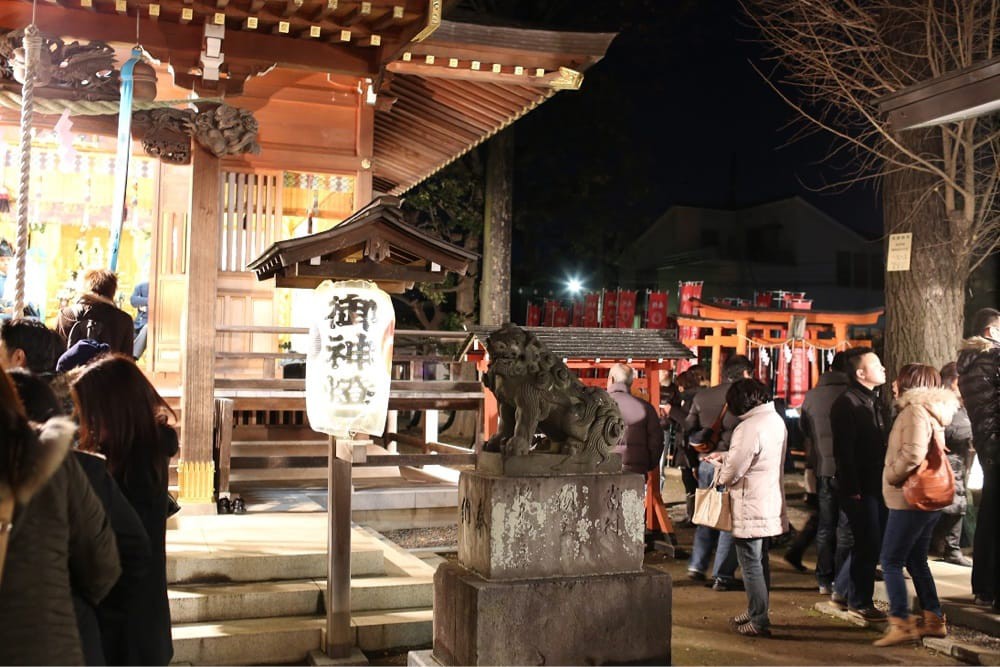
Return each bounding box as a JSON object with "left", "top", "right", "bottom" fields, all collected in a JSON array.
[{"left": 503, "top": 0, "right": 882, "bottom": 295}]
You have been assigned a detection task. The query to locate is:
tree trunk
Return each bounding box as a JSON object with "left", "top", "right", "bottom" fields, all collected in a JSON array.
[
  {"left": 883, "top": 129, "right": 967, "bottom": 376},
  {"left": 479, "top": 128, "right": 513, "bottom": 326}
]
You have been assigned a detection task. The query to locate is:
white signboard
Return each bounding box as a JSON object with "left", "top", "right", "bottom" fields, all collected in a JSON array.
[
  {"left": 306, "top": 279, "right": 395, "bottom": 437},
  {"left": 886, "top": 233, "right": 913, "bottom": 272}
]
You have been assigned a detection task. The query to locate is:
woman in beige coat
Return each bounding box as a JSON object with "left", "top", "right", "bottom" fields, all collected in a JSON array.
[
  {"left": 705, "top": 378, "right": 788, "bottom": 637},
  {"left": 875, "top": 365, "right": 959, "bottom": 647}
]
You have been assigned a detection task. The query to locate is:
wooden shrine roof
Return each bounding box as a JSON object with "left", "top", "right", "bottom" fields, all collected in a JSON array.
[
  {"left": 0, "top": 2, "right": 613, "bottom": 192},
  {"left": 374, "top": 19, "right": 614, "bottom": 193},
  {"left": 247, "top": 193, "right": 478, "bottom": 290},
  {"left": 463, "top": 326, "right": 695, "bottom": 362}
]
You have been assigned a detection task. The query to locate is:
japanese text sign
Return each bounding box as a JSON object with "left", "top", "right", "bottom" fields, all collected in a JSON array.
[
  {"left": 306, "top": 279, "right": 395, "bottom": 437},
  {"left": 886, "top": 233, "right": 912, "bottom": 272}
]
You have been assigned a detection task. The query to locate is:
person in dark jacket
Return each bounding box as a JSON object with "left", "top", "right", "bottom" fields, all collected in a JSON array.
[
  {"left": 72, "top": 355, "right": 178, "bottom": 665},
  {"left": 830, "top": 347, "right": 890, "bottom": 623},
  {"left": 664, "top": 367, "right": 708, "bottom": 525},
  {"left": 685, "top": 354, "right": 753, "bottom": 590},
  {"left": 9, "top": 368, "right": 153, "bottom": 665},
  {"left": 957, "top": 307, "right": 1000, "bottom": 608},
  {"left": 608, "top": 363, "right": 664, "bottom": 475},
  {"left": 932, "top": 362, "right": 973, "bottom": 567},
  {"left": 794, "top": 352, "right": 850, "bottom": 593},
  {"left": 0, "top": 368, "right": 122, "bottom": 665},
  {"left": 55, "top": 268, "right": 134, "bottom": 357}
]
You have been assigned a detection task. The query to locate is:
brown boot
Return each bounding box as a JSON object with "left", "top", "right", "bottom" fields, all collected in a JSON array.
[
  {"left": 917, "top": 610, "right": 947, "bottom": 638},
  {"left": 873, "top": 616, "right": 919, "bottom": 647}
]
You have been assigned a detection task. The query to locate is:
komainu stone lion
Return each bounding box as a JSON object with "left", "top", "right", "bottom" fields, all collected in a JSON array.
[{"left": 483, "top": 323, "right": 624, "bottom": 464}]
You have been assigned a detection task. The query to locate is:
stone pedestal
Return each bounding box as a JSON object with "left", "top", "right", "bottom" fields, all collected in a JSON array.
[{"left": 428, "top": 470, "right": 672, "bottom": 666}]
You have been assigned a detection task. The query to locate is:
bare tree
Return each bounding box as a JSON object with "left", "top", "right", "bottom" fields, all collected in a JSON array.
[{"left": 743, "top": 1, "right": 1000, "bottom": 371}]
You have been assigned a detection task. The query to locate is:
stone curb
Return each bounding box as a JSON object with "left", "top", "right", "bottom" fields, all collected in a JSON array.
[
  {"left": 922, "top": 637, "right": 1000, "bottom": 666},
  {"left": 814, "top": 602, "right": 1000, "bottom": 665},
  {"left": 812, "top": 601, "right": 887, "bottom": 629}
]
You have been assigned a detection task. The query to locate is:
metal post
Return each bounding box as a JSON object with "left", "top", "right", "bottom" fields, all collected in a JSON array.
[{"left": 326, "top": 436, "right": 353, "bottom": 658}]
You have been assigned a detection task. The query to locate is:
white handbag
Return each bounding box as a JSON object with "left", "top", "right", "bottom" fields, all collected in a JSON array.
[{"left": 692, "top": 466, "right": 733, "bottom": 532}]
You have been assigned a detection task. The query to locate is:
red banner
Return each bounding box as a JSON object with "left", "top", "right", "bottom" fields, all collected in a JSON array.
[
  {"left": 571, "top": 299, "right": 584, "bottom": 327},
  {"left": 554, "top": 306, "right": 571, "bottom": 327},
  {"left": 616, "top": 290, "right": 637, "bottom": 328},
  {"left": 543, "top": 300, "right": 559, "bottom": 327},
  {"left": 645, "top": 291, "right": 669, "bottom": 329},
  {"left": 602, "top": 290, "right": 618, "bottom": 328},
  {"left": 583, "top": 293, "right": 600, "bottom": 327},
  {"left": 678, "top": 281, "right": 703, "bottom": 316},
  {"left": 526, "top": 302, "right": 542, "bottom": 327},
  {"left": 789, "top": 347, "right": 809, "bottom": 408}
]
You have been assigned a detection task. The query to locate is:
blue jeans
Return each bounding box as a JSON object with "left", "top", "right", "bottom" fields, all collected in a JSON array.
[
  {"left": 840, "top": 493, "right": 887, "bottom": 609},
  {"left": 688, "top": 460, "right": 738, "bottom": 581},
  {"left": 881, "top": 508, "right": 942, "bottom": 619},
  {"left": 735, "top": 537, "right": 771, "bottom": 629}
]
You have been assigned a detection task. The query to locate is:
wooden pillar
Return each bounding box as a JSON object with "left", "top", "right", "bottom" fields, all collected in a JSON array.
[
  {"left": 735, "top": 320, "right": 748, "bottom": 355},
  {"left": 710, "top": 326, "right": 722, "bottom": 386},
  {"left": 479, "top": 129, "right": 513, "bottom": 326},
  {"left": 178, "top": 144, "right": 221, "bottom": 506}
]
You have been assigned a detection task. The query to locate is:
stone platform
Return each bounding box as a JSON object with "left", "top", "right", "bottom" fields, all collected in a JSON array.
[
  {"left": 458, "top": 468, "right": 645, "bottom": 580},
  {"left": 432, "top": 560, "right": 672, "bottom": 666},
  {"left": 426, "top": 469, "right": 672, "bottom": 666}
]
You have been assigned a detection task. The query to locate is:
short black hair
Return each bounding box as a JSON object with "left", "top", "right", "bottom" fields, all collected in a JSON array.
[
  {"left": 726, "top": 378, "right": 772, "bottom": 416},
  {"left": 841, "top": 347, "right": 873, "bottom": 375},
  {"left": 971, "top": 308, "right": 1000, "bottom": 337},
  {"left": 830, "top": 350, "right": 849, "bottom": 373},
  {"left": 723, "top": 354, "right": 754, "bottom": 382},
  {"left": 0, "top": 318, "right": 60, "bottom": 373},
  {"left": 7, "top": 368, "right": 61, "bottom": 422}
]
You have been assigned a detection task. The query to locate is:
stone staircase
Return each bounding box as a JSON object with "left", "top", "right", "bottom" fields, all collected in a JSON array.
[{"left": 167, "top": 514, "right": 434, "bottom": 665}]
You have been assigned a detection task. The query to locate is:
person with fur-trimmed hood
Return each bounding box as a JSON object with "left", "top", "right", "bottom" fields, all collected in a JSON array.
[
  {"left": 957, "top": 307, "right": 1000, "bottom": 610},
  {"left": 874, "top": 365, "right": 958, "bottom": 647},
  {"left": 0, "top": 367, "right": 121, "bottom": 665},
  {"left": 55, "top": 268, "right": 134, "bottom": 357}
]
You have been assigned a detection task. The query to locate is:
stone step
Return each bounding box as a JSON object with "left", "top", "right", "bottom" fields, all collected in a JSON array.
[
  {"left": 168, "top": 576, "right": 433, "bottom": 623},
  {"left": 231, "top": 441, "right": 329, "bottom": 457},
  {"left": 171, "top": 615, "right": 324, "bottom": 666},
  {"left": 230, "top": 468, "right": 330, "bottom": 483},
  {"left": 171, "top": 609, "right": 432, "bottom": 665},
  {"left": 167, "top": 548, "right": 385, "bottom": 584}
]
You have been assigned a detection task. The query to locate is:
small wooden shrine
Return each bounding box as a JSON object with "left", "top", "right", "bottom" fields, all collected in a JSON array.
[
  {"left": 462, "top": 325, "right": 694, "bottom": 439},
  {"left": 247, "top": 194, "right": 477, "bottom": 291}
]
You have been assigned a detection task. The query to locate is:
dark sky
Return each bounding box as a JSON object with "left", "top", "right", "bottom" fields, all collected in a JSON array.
[{"left": 503, "top": 0, "right": 882, "bottom": 291}]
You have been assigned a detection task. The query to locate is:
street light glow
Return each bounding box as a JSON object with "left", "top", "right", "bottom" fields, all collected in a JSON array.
[{"left": 567, "top": 277, "right": 583, "bottom": 293}]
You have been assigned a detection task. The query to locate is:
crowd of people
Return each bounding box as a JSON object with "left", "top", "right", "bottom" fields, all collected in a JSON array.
[
  {"left": 0, "top": 268, "right": 175, "bottom": 664},
  {"left": 645, "top": 307, "right": 1000, "bottom": 643}
]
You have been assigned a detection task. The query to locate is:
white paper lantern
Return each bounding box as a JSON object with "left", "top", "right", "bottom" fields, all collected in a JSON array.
[{"left": 306, "top": 279, "right": 395, "bottom": 437}]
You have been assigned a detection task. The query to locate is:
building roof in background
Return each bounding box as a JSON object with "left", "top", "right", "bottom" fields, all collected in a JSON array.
[{"left": 463, "top": 325, "right": 694, "bottom": 361}]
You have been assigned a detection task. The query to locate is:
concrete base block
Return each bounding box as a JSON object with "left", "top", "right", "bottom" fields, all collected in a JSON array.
[
  {"left": 457, "top": 470, "right": 645, "bottom": 580},
  {"left": 432, "top": 561, "right": 671, "bottom": 666},
  {"left": 307, "top": 648, "right": 370, "bottom": 666},
  {"left": 407, "top": 649, "right": 441, "bottom": 666}
]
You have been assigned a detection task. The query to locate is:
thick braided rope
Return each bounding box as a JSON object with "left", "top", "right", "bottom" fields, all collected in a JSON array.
[
  {"left": 0, "top": 91, "right": 224, "bottom": 115},
  {"left": 13, "top": 25, "right": 40, "bottom": 317}
]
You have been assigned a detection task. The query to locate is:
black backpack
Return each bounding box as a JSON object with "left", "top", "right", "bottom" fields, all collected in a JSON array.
[{"left": 66, "top": 303, "right": 107, "bottom": 349}]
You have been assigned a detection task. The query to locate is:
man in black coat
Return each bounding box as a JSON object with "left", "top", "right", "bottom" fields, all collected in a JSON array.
[
  {"left": 957, "top": 307, "right": 1000, "bottom": 609},
  {"left": 830, "top": 347, "right": 889, "bottom": 622}
]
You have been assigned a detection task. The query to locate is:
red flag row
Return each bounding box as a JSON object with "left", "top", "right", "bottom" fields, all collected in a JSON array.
[{"left": 525, "top": 289, "right": 675, "bottom": 328}]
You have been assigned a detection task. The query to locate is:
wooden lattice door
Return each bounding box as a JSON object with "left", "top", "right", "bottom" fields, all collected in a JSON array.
[{"left": 215, "top": 171, "right": 284, "bottom": 378}]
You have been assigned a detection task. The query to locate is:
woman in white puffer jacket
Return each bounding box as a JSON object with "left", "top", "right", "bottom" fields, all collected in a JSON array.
[{"left": 705, "top": 378, "right": 788, "bottom": 637}]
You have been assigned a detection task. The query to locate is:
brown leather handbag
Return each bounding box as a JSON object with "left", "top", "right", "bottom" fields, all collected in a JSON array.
[{"left": 903, "top": 428, "right": 956, "bottom": 511}]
